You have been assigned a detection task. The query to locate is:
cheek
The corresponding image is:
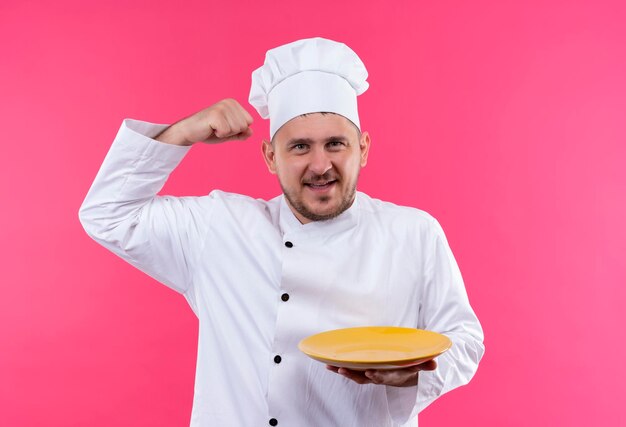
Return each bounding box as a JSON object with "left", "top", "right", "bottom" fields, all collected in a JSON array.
[
  {"left": 339, "top": 158, "right": 361, "bottom": 179},
  {"left": 276, "top": 163, "right": 305, "bottom": 186}
]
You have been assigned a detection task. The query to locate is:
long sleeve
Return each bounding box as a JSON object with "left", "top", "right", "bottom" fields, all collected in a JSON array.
[
  {"left": 78, "top": 118, "right": 211, "bottom": 300},
  {"left": 385, "top": 216, "right": 485, "bottom": 423}
]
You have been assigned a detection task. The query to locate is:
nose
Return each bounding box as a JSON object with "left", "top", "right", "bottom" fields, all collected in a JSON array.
[{"left": 307, "top": 146, "right": 332, "bottom": 176}]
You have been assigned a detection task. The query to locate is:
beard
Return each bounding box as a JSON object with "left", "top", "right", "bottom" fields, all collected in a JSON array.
[{"left": 281, "top": 171, "right": 359, "bottom": 222}]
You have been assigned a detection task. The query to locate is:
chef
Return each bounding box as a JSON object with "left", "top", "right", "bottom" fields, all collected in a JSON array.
[{"left": 79, "top": 37, "right": 484, "bottom": 427}]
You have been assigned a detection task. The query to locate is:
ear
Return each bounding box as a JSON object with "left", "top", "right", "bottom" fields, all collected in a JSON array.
[
  {"left": 359, "top": 131, "right": 371, "bottom": 167},
  {"left": 261, "top": 139, "right": 277, "bottom": 174}
]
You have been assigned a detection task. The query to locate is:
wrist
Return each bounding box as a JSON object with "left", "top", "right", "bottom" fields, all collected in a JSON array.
[{"left": 155, "top": 121, "right": 192, "bottom": 146}]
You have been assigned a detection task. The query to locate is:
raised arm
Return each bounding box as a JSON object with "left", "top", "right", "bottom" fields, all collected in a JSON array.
[
  {"left": 154, "top": 98, "right": 254, "bottom": 146},
  {"left": 78, "top": 99, "right": 254, "bottom": 295}
]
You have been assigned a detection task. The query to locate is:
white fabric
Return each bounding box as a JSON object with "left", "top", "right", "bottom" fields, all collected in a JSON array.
[
  {"left": 249, "top": 37, "right": 369, "bottom": 139},
  {"left": 79, "top": 119, "right": 485, "bottom": 427}
]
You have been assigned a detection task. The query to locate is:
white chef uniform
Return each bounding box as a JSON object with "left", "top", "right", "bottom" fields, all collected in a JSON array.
[{"left": 78, "top": 117, "right": 485, "bottom": 427}]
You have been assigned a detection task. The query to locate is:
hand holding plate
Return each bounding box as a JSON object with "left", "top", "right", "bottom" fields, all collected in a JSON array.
[{"left": 326, "top": 358, "right": 437, "bottom": 387}]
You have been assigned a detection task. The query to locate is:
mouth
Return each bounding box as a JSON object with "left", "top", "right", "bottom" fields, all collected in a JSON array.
[{"left": 304, "top": 180, "right": 337, "bottom": 192}]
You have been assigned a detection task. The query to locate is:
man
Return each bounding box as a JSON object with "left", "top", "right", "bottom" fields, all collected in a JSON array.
[{"left": 79, "top": 37, "right": 484, "bottom": 427}]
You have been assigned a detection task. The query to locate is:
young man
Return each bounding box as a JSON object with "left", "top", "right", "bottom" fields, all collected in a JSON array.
[{"left": 79, "top": 37, "right": 484, "bottom": 427}]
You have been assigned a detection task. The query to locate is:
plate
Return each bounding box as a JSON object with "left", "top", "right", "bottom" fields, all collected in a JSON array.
[{"left": 298, "top": 326, "right": 452, "bottom": 370}]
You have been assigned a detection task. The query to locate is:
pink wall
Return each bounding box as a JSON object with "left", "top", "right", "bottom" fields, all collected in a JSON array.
[{"left": 1, "top": 0, "right": 624, "bottom": 425}]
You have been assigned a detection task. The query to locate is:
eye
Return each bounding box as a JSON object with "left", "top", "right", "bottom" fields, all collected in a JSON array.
[
  {"left": 293, "top": 143, "right": 308, "bottom": 151},
  {"left": 327, "top": 140, "right": 346, "bottom": 150}
]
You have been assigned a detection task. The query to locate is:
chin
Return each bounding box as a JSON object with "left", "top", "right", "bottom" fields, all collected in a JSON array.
[
  {"left": 306, "top": 200, "right": 338, "bottom": 213},
  {"left": 308, "top": 204, "right": 344, "bottom": 219}
]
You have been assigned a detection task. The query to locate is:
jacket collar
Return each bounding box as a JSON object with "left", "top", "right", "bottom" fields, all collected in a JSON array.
[{"left": 278, "top": 192, "right": 361, "bottom": 238}]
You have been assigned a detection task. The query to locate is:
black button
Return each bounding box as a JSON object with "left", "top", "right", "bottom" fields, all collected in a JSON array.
[
  {"left": 284, "top": 241, "right": 293, "bottom": 248},
  {"left": 281, "top": 293, "right": 290, "bottom": 302},
  {"left": 274, "top": 355, "right": 282, "bottom": 364},
  {"left": 269, "top": 418, "right": 278, "bottom": 426}
]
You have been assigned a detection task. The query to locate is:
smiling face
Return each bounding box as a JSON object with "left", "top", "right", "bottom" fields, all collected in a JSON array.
[{"left": 262, "top": 113, "right": 371, "bottom": 224}]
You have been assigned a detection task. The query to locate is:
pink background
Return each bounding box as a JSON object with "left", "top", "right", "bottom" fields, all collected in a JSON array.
[{"left": 1, "top": 0, "right": 624, "bottom": 425}]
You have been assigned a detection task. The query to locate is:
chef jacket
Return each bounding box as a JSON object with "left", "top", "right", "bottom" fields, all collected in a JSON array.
[{"left": 79, "top": 118, "right": 485, "bottom": 427}]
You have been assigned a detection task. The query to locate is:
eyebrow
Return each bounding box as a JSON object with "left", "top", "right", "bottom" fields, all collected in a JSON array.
[{"left": 286, "top": 136, "right": 349, "bottom": 146}]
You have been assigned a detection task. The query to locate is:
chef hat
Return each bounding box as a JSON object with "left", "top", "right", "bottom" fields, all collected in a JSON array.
[{"left": 249, "top": 37, "right": 369, "bottom": 140}]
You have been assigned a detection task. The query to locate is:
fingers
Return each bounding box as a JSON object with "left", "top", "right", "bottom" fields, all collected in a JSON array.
[
  {"left": 226, "top": 99, "right": 254, "bottom": 134},
  {"left": 326, "top": 365, "right": 373, "bottom": 385},
  {"left": 364, "top": 370, "right": 385, "bottom": 384},
  {"left": 337, "top": 368, "right": 374, "bottom": 385},
  {"left": 393, "top": 359, "right": 437, "bottom": 372},
  {"left": 220, "top": 127, "right": 254, "bottom": 142},
  {"left": 326, "top": 361, "right": 437, "bottom": 387},
  {"left": 237, "top": 102, "right": 254, "bottom": 126},
  {"left": 207, "top": 98, "right": 254, "bottom": 142},
  {"left": 417, "top": 359, "right": 437, "bottom": 371},
  {"left": 331, "top": 367, "right": 415, "bottom": 386},
  {"left": 176, "top": 98, "right": 255, "bottom": 144},
  {"left": 364, "top": 368, "right": 417, "bottom": 386}
]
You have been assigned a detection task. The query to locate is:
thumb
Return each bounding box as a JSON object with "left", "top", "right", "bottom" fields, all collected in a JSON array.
[
  {"left": 223, "top": 127, "right": 253, "bottom": 142},
  {"left": 216, "top": 128, "right": 252, "bottom": 142}
]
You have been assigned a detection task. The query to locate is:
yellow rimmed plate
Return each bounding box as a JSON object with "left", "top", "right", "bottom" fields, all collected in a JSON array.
[{"left": 298, "top": 326, "right": 452, "bottom": 370}]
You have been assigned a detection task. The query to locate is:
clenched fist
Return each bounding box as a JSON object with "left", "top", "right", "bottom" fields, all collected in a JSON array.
[{"left": 155, "top": 98, "right": 254, "bottom": 146}]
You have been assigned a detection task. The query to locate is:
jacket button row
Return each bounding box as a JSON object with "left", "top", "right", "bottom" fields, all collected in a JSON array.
[
  {"left": 269, "top": 418, "right": 278, "bottom": 426},
  {"left": 274, "top": 355, "right": 282, "bottom": 364},
  {"left": 281, "top": 293, "right": 290, "bottom": 302},
  {"left": 284, "top": 241, "right": 293, "bottom": 248}
]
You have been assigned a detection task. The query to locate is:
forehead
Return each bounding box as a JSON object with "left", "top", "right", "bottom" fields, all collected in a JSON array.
[{"left": 273, "top": 113, "right": 359, "bottom": 144}]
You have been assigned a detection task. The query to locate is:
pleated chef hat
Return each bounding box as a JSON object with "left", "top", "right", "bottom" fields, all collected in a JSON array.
[{"left": 249, "top": 37, "right": 369, "bottom": 140}]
